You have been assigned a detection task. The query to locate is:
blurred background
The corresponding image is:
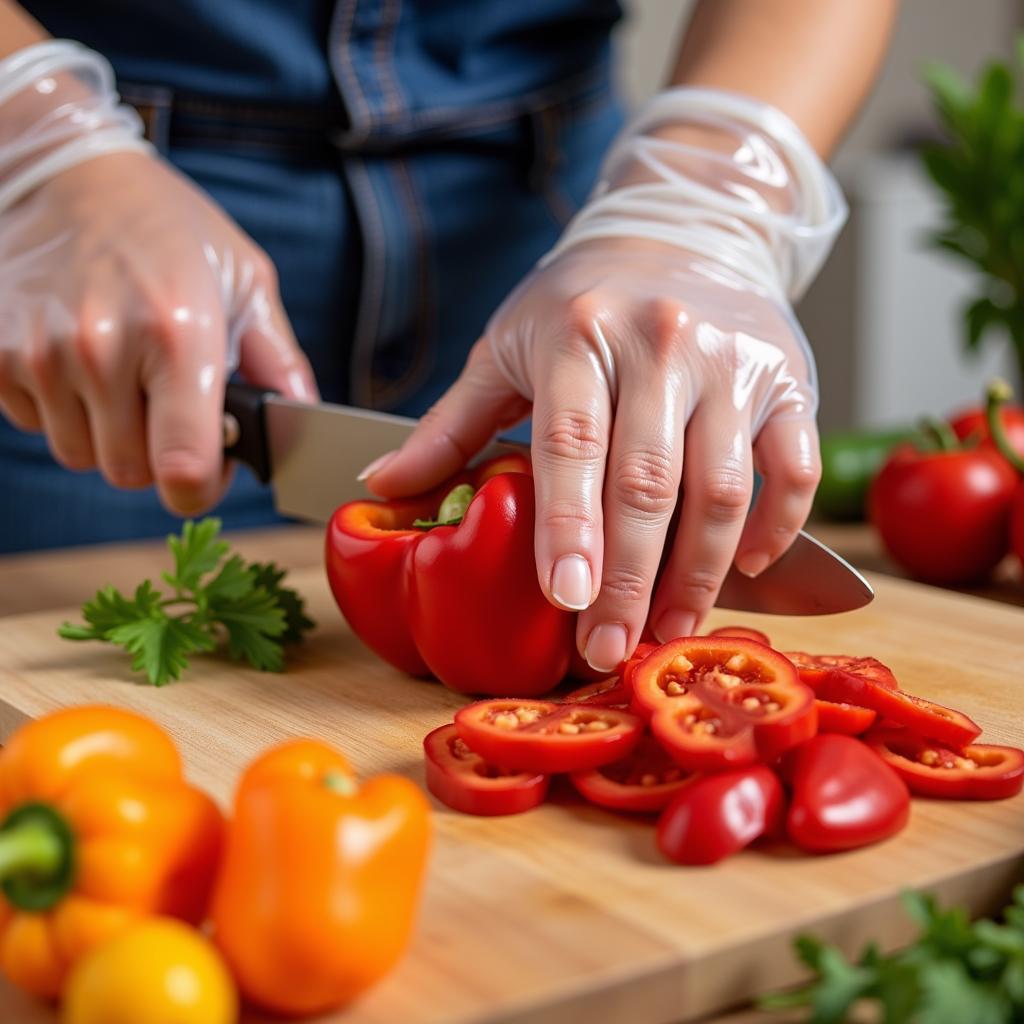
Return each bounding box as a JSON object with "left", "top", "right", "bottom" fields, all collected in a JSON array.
[{"left": 618, "top": 0, "right": 1019, "bottom": 433}]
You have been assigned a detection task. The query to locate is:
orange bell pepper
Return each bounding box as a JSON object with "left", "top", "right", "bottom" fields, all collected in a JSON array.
[
  {"left": 211, "top": 738, "right": 431, "bottom": 1016},
  {"left": 0, "top": 705, "right": 224, "bottom": 999}
]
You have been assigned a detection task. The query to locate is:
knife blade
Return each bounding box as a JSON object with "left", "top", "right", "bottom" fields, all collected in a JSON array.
[{"left": 223, "top": 382, "right": 873, "bottom": 615}]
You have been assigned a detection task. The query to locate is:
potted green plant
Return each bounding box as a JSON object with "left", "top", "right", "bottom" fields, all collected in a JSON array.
[{"left": 921, "top": 41, "right": 1024, "bottom": 388}]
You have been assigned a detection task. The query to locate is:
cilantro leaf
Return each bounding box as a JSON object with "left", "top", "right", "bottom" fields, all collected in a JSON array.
[
  {"left": 107, "top": 614, "right": 215, "bottom": 686},
  {"left": 767, "top": 888, "right": 1024, "bottom": 1024},
  {"left": 208, "top": 585, "right": 286, "bottom": 672},
  {"left": 164, "top": 517, "right": 228, "bottom": 593},
  {"left": 203, "top": 554, "right": 256, "bottom": 604},
  {"left": 58, "top": 519, "right": 310, "bottom": 684},
  {"left": 250, "top": 561, "right": 315, "bottom": 644},
  {"left": 59, "top": 580, "right": 162, "bottom": 640}
]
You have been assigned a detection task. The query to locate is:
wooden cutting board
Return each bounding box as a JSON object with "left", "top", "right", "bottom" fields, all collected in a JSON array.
[{"left": 1, "top": 565, "right": 1022, "bottom": 1024}]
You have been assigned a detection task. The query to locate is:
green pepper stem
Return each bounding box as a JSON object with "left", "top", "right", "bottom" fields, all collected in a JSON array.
[
  {"left": 916, "top": 416, "right": 960, "bottom": 453},
  {"left": 986, "top": 378, "right": 1024, "bottom": 475},
  {"left": 412, "top": 482, "right": 477, "bottom": 529},
  {"left": 0, "top": 822, "right": 63, "bottom": 881},
  {"left": 322, "top": 771, "right": 358, "bottom": 797},
  {"left": 437, "top": 484, "right": 475, "bottom": 524}
]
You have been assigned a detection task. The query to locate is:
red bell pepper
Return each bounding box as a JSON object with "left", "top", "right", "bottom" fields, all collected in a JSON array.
[{"left": 326, "top": 455, "right": 575, "bottom": 696}]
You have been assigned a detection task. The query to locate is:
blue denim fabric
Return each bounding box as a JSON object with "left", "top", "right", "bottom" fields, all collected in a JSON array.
[{"left": 2, "top": 1, "right": 624, "bottom": 551}]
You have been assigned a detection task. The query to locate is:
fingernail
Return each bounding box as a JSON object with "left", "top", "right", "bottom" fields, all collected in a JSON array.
[
  {"left": 653, "top": 610, "right": 696, "bottom": 643},
  {"left": 550, "top": 555, "right": 593, "bottom": 610},
  {"left": 736, "top": 551, "right": 771, "bottom": 578},
  {"left": 357, "top": 450, "right": 398, "bottom": 482},
  {"left": 286, "top": 369, "right": 317, "bottom": 403},
  {"left": 584, "top": 622, "right": 628, "bottom": 673}
]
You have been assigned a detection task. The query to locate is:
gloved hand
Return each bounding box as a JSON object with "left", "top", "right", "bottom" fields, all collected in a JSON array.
[
  {"left": 0, "top": 41, "right": 317, "bottom": 514},
  {"left": 364, "top": 87, "right": 846, "bottom": 671}
]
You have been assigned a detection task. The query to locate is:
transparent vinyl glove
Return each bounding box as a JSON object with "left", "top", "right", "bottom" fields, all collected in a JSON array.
[
  {"left": 364, "top": 87, "right": 847, "bottom": 671},
  {"left": 0, "top": 41, "right": 316, "bottom": 513}
]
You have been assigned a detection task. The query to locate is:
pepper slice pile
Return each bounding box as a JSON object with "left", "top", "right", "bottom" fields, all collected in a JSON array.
[{"left": 423, "top": 625, "right": 1024, "bottom": 867}]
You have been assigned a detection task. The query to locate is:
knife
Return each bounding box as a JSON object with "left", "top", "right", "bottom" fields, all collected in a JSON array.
[{"left": 223, "top": 382, "right": 873, "bottom": 616}]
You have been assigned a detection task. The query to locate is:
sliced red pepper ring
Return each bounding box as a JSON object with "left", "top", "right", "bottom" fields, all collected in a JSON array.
[
  {"left": 423, "top": 724, "right": 549, "bottom": 816},
  {"left": 866, "top": 726, "right": 1024, "bottom": 801},
  {"left": 707, "top": 625, "right": 771, "bottom": 646},
  {"left": 810, "top": 673, "right": 980, "bottom": 749},
  {"left": 785, "top": 652, "right": 899, "bottom": 691},
  {"left": 635, "top": 638, "right": 816, "bottom": 772},
  {"left": 454, "top": 700, "right": 643, "bottom": 775},
  {"left": 815, "top": 699, "right": 877, "bottom": 736},
  {"left": 563, "top": 676, "right": 631, "bottom": 708},
  {"left": 569, "top": 736, "right": 693, "bottom": 813}
]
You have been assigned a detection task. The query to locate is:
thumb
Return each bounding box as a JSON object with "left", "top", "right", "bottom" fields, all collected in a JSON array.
[{"left": 364, "top": 340, "right": 530, "bottom": 497}]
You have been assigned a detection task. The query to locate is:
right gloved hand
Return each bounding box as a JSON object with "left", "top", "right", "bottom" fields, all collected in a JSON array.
[{"left": 0, "top": 41, "right": 317, "bottom": 514}]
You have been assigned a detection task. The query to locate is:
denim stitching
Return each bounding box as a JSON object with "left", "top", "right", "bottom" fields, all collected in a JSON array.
[
  {"left": 374, "top": 0, "right": 406, "bottom": 119},
  {"left": 371, "top": 157, "right": 437, "bottom": 408},
  {"left": 330, "top": 0, "right": 374, "bottom": 134},
  {"left": 343, "top": 157, "right": 389, "bottom": 408}
]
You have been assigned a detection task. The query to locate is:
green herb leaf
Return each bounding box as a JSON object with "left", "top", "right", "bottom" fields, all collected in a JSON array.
[
  {"left": 107, "top": 614, "right": 215, "bottom": 686},
  {"left": 921, "top": 40, "right": 1024, "bottom": 381},
  {"left": 58, "top": 518, "right": 310, "bottom": 685},
  {"left": 207, "top": 585, "right": 286, "bottom": 672},
  {"left": 249, "top": 562, "right": 315, "bottom": 644},
  {"left": 768, "top": 888, "right": 1024, "bottom": 1024},
  {"left": 164, "top": 518, "right": 228, "bottom": 593}
]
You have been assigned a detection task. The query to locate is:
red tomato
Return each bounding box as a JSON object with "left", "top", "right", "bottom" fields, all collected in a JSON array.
[
  {"left": 866, "top": 726, "right": 1024, "bottom": 801},
  {"left": 783, "top": 734, "right": 910, "bottom": 853},
  {"left": 707, "top": 625, "right": 771, "bottom": 646},
  {"left": 570, "top": 736, "right": 692, "bottom": 813},
  {"left": 656, "top": 766, "right": 785, "bottom": 866},
  {"left": 634, "top": 637, "right": 816, "bottom": 771},
  {"left": 563, "top": 677, "right": 631, "bottom": 708},
  {"left": 950, "top": 404, "right": 1024, "bottom": 460},
  {"left": 423, "top": 724, "right": 549, "bottom": 816},
  {"left": 454, "top": 700, "right": 643, "bottom": 774},
  {"left": 815, "top": 699, "right": 877, "bottom": 736},
  {"left": 869, "top": 444, "right": 1017, "bottom": 584},
  {"left": 785, "top": 651, "right": 899, "bottom": 691}
]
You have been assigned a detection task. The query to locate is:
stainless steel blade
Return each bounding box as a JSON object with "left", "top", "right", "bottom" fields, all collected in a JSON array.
[
  {"left": 263, "top": 396, "right": 525, "bottom": 523},
  {"left": 715, "top": 529, "right": 873, "bottom": 615},
  {"left": 261, "top": 395, "right": 873, "bottom": 614}
]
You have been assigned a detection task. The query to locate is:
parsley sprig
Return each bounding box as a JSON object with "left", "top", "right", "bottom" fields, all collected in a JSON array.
[
  {"left": 59, "top": 519, "right": 314, "bottom": 685},
  {"left": 762, "top": 887, "right": 1024, "bottom": 1023}
]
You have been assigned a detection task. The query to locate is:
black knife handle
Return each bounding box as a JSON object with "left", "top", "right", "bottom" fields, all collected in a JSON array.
[{"left": 223, "top": 381, "right": 276, "bottom": 484}]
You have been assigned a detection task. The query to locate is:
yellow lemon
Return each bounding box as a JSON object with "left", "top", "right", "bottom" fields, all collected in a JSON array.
[{"left": 62, "top": 917, "right": 238, "bottom": 1024}]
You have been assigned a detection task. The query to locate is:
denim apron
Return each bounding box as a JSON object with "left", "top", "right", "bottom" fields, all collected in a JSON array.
[{"left": 2, "top": 0, "right": 624, "bottom": 551}]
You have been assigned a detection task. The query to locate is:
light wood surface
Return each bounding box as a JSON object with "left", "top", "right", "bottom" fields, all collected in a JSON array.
[{"left": 0, "top": 547, "right": 1022, "bottom": 1024}]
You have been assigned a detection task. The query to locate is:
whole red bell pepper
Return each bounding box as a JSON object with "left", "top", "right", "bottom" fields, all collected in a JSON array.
[{"left": 326, "top": 455, "right": 575, "bottom": 696}]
